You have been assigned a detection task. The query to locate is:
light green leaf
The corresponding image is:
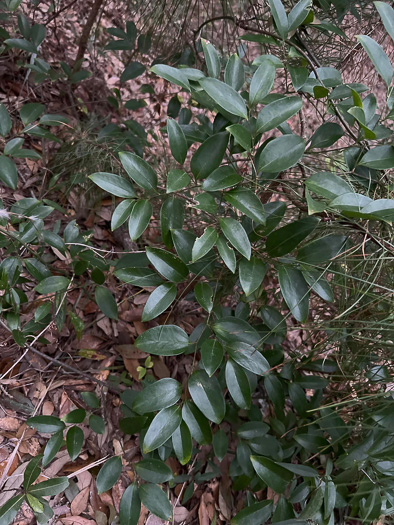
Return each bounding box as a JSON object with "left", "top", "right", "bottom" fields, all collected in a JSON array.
[
  {"left": 216, "top": 234, "right": 237, "bottom": 273},
  {"left": 172, "top": 421, "right": 193, "bottom": 465},
  {"left": 146, "top": 247, "right": 188, "bottom": 282},
  {"left": 375, "top": 2, "right": 394, "bottom": 42},
  {"left": 194, "top": 281, "right": 214, "bottom": 312},
  {"left": 224, "top": 54, "right": 245, "bottom": 91},
  {"left": 182, "top": 400, "right": 212, "bottom": 444},
  {"left": 188, "top": 369, "right": 225, "bottom": 424},
  {"left": 305, "top": 171, "right": 353, "bottom": 199},
  {"left": 135, "top": 458, "right": 173, "bottom": 483},
  {"left": 201, "top": 39, "right": 221, "bottom": 78},
  {"left": 143, "top": 405, "right": 182, "bottom": 453},
  {"left": 190, "top": 132, "right": 229, "bottom": 179},
  {"left": 167, "top": 118, "right": 188, "bottom": 164},
  {"left": 138, "top": 483, "right": 173, "bottom": 521},
  {"left": 278, "top": 266, "right": 309, "bottom": 322},
  {"left": 0, "top": 103, "right": 12, "bottom": 137},
  {"left": 256, "top": 96, "right": 302, "bottom": 133},
  {"left": 135, "top": 324, "right": 189, "bottom": 355},
  {"left": 227, "top": 341, "right": 270, "bottom": 375},
  {"left": 96, "top": 456, "right": 122, "bottom": 494},
  {"left": 150, "top": 64, "right": 190, "bottom": 91},
  {"left": 258, "top": 135, "right": 305, "bottom": 172},
  {"left": 95, "top": 286, "right": 118, "bottom": 320},
  {"left": 128, "top": 199, "right": 152, "bottom": 240},
  {"left": 89, "top": 172, "right": 136, "bottom": 198},
  {"left": 225, "top": 360, "right": 251, "bottom": 409},
  {"left": 201, "top": 339, "right": 224, "bottom": 376},
  {"left": 119, "top": 152, "right": 158, "bottom": 191},
  {"left": 200, "top": 78, "right": 248, "bottom": 119},
  {"left": 266, "top": 216, "right": 319, "bottom": 257},
  {"left": 0, "top": 155, "right": 17, "bottom": 189},
  {"left": 119, "top": 483, "right": 141, "bottom": 525},
  {"left": 239, "top": 256, "right": 267, "bottom": 296},
  {"left": 220, "top": 217, "right": 251, "bottom": 259},
  {"left": 357, "top": 34, "right": 393, "bottom": 87},
  {"left": 251, "top": 456, "right": 293, "bottom": 493},
  {"left": 202, "top": 165, "right": 242, "bottom": 191},
  {"left": 249, "top": 61, "right": 276, "bottom": 106},
  {"left": 192, "top": 227, "right": 218, "bottom": 262},
  {"left": 269, "top": 0, "right": 288, "bottom": 39},
  {"left": 359, "top": 145, "right": 394, "bottom": 169},
  {"left": 361, "top": 199, "right": 394, "bottom": 223},
  {"left": 288, "top": 0, "right": 312, "bottom": 32},
  {"left": 142, "top": 283, "right": 177, "bottom": 322}
]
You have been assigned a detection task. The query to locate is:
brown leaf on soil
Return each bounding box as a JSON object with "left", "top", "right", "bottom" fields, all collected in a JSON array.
[
  {"left": 71, "top": 486, "right": 90, "bottom": 516},
  {"left": 0, "top": 417, "right": 20, "bottom": 431},
  {"left": 61, "top": 517, "right": 97, "bottom": 525},
  {"left": 115, "top": 345, "right": 148, "bottom": 360}
]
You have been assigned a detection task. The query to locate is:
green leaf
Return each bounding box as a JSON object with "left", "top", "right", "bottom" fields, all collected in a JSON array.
[
  {"left": 0, "top": 103, "right": 12, "bottom": 137},
  {"left": 111, "top": 200, "right": 135, "bottom": 231},
  {"left": 225, "top": 188, "right": 266, "bottom": 224},
  {"left": 226, "top": 124, "right": 252, "bottom": 151},
  {"left": 278, "top": 266, "right": 309, "bottom": 322},
  {"left": 19, "top": 103, "right": 45, "bottom": 125},
  {"left": 27, "top": 415, "right": 65, "bottom": 434},
  {"left": 119, "top": 152, "right": 157, "bottom": 191},
  {"left": 192, "top": 227, "right": 218, "bottom": 262},
  {"left": 135, "top": 458, "right": 173, "bottom": 483},
  {"left": 375, "top": 2, "right": 394, "bottom": 41},
  {"left": 202, "top": 166, "right": 242, "bottom": 191},
  {"left": 357, "top": 34, "right": 393, "bottom": 87},
  {"left": 329, "top": 192, "right": 372, "bottom": 214},
  {"left": 216, "top": 235, "right": 237, "bottom": 273},
  {"left": 256, "top": 96, "right": 302, "bottom": 133},
  {"left": 251, "top": 456, "right": 293, "bottom": 493},
  {"left": 66, "top": 426, "right": 84, "bottom": 461},
  {"left": 42, "top": 431, "right": 63, "bottom": 468},
  {"left": 143, "top": 405, "right": 182, "bottom": 453},
  {"left": 213, "top": 317, "right": 259, "bottom": 346},
  {"left": 138, "top": 483, "right": 172, "bottom": 521},
  {"left": 301, "top": 268, "right": 334, "bottom": 302},
  {"left": 258, "top": 135, "right": 305, "bottom": 173},
  {"left": 62, "top": 409, "right": 86, "bottom": 424},
  {"left": 249, "top": 61, "right": 276, "bottom": 106},
  {"left": 4, "top": 137, "right": 23, "bottom": 156},
  {"left": 266, "top": 216, "right": 319, "bottom": 257},
  {"left": 188, "top": 369, "right": 225, "bottom": 424},
  {"left": 231, "top": 500, "right": 272, "bottom": 525},
  {"left": 278, "top": 462, "right": 319, "bottom": 477},
  {"left": 297, "top": 234, "right": 347, "bottom": 264},
  {"left": 166, "top": 169, "right": 190, "bottom": 193},
  {"left": 120, "top": 61, "right": 145, "bottom": 82},
  {"left": 190, "top": 132, "right": 229, "bottom": 179},
  {"left": 201, "top": 339, "right": 224, "bottom": 377},
  {"left": 239, "top": 256, "right": 267, "bottom": 296},
  {"left": 359, "top": 145, "right": 394, "bottom": 170},
  {"left": 160, "top": 197, "right": 185, "bottom": 248},
  {"left": 269, "top": 0, "right": 288, "bottom": 39},
  {"left": 288, "top": 0, "right": 312, "bottom": 31},
  {"left": 0, "top": 155, "right": 17, "bottom": 189},
  {"left": 132, "top": 378, "right": 182, "bottom": 415},
  {"left": 146, "top": 247, "right": 188, "bottom": 282},
  {"left": 220, "top": 217, "right": 251, "bottom": 260},
  {"left": 150, "top": 64, "right": 190, "bottom": 91},
  {"left": 305, "top": 171, "right": 353, "bottom": 199},
  {"left": 195, "top": 282, "right": 214, "bottom": 312},
  {"left": 289, "top": 65, "right": 309, "bottom": 91},
  {"left": 200, "top": 78, "right": 248, "bottom": 119},
  {"left": 24, "top": 456, "right": 42, "bottom": 490},
  {"left": 28, "top": 477, "right": 69, "bottom": 498},
  {"left": 89, "top": 172, "right": 136, "bottom": 198},
  {"left": 141, "top": 282, "right": 177, "bottom": 322},
  {"left": 361, "top": 198, "right": 394, "bottom": 223},
  {"left": 167, "top": 118, "right": 188, "bottom": 164},
  {"left": 128, "top": 199, "right": 152, "bottom": 240},
  {"left": 309, "top": 122, "right": 344, "bottom": 149},
  {"left": 172, "top": 421, "right": 193, "bottom": 465},
  {"left": 4, "top": 38, "right": 37, "bottom": 53},
  {"left": 237, "top": 421, "right": 270, "bottom": 440},
  {"left": 96, "top": 456, "right": 122, "bottom": 494},
  {"left": 119, "top": 483, "right": 141, "bottom": 525},
  {"left": 213, "top": 429, "right": 228, "bottom": 462},
  {"left": 0, "top": 494, "right": 25, "bottom": 525},
  {"left": 299, "top": 487, "right": 324, "bottom": 519},
  {"left": 182, "top": 400, "right": 212, "bottom": 444},
  {"left": 227, "top": 342, "right": 270, "bottom": 375},
  {"left": 81, "top": 391, "right": 100, "bottom": 409},
  {"left": 224, "top": 54, "right": 245, "bottom": 91},
  {"left": 89, "top": 414, "right": 105, "bottom": 434},
  {"left": 324, "top": 476, "right": 336, "bottom": 519},
  {"left": 171, "top": 229, "right": 196, "bottom": 263},
  {"left": 95, "top": 286, "right": 118, "bottom": 320},
  {"left": 115, "top": 268, "right": 163, "bottom": 287},
  {"left": 201, "top": 39, "right": 221, "bottom": 78},
  {"left": 225, "top": 360, "right": 251, "bottom": 409},
  {"left": 135, "top": 325, "right": 189, "bottom": 356}
]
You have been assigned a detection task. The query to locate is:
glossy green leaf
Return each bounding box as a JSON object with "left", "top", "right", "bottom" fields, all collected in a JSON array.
[
  {"left": 202, "top": 166, "right": 242, "bottom": 191},
  {"left": 119, "top": 151, "right": 158, "bottom": 191},
  {"left": 141, "top": 282, "right": 177, "bottom": 322},
  {"left": 115, "top": 268, "right": 163, "bottom": 287},
  {"left": 269, "top": 0, "right": 288, "bottom": 39},
  {"left": 28, "top": 477, "right": 69, "bottom": 498},
  {"left": 226, "top": 124, "right": 252, "bottom": 151},
  {"left": 0, "top": 103, "right": 12, "bottom": 137},
  {"left": 301, "top": 268, "right": 334, "bottom": 302},
  {"left": 135, "top": 324, "right": 189, "bottom": 356},
  {"left": 0, "top": 494, "right": 25, "bottom": 525},
  {"left": 96, "top": 456, "right": 122, "bottom": 494},
  {"left": 89, "top": 414, "right": 105, "bottom": 434},
  {"left": 258, "top": 135, "right": 305, "bottom": 173},
  {"left": 305, "top": 171, "right": 353, "bottom": 199},
  {"left": 167, "top": 118, "right": 188, "bottom": 164},
  {"left": 214, "top": 317, "right": 260, "bottom": 346},
  {"left": 309, "top": 122, "right": 344, "bottom": 149},
  {"left": 224, "top": 54, "right": 245, "bottom": 91},
  {"left": 146, "top": 247, "right": 189, "bottom": 282},
  {"left": 89, "top": 172, "right": 136, "bottom": 198},
  {"left": 278, "top": 266, "right": 309, "bottom": 322},
  {"left": 27, "top": 415, "right": 65, "bottom": 434},
  {"left": 19, "top": 103, "right": 45, "bottom": 125},
  {"left": 239, "top": 256, "right": 267, "bottom": 296},
  {"left": 225, "top": 360, "right": 251, "bottom": 409},
  {"left": 288, "top": 0, "right": 312, "bottom": 31},
  {"left": 220, "top": 217, "right": 251, "bottom": 260},
  {"left": 0, "top": 156, "right": 17, "bottom": 190},
  {"left": 119, "top": 483, "right": 141, "bottom": 525},
  {"left": 160, "top": 196, "right": 185, "bottom": 248},
  {"left": 324, "top": 476, "right": 336, "bottom": 519},
  {"left": 66, "top": 426, "right": 84, "bottom": 461},
  {"left": 166, "top": 169, "right": 190, "bottom": 193},
  {"left": 81, "top": 391, "right": 100, "bottom": 409},
  {"left": 227, "top": 342, "right": 270, "bottom": 375},
  {"left": 357, "top": 34, "right": 393, "bottom": 87},
  {"left": 251, "top": 456, "right": 293, "bottom": 493},
  {"left": 231, "top": 500, "right": 272, "bottom": 525},
  {"left": 192, "top": 227, "right": 218, "bottom": 262},
  {"left": 201, "top": 339, "right": 224, "bottom": 376},
  {"left": 138, "top": 483, "right": 173, "bottom": 521},
  {"left": 62, "top": 409, "right": 86, "bottom": 424},
  {"left": 195, "top": 282, "right": 214, "bottom": 312},
  {"left": 24, "top": 456, "right": 42, "bottom": 489},
  {"left": 41, "top": 431, "right": 64, "bottom": 467},
  {"left": 95, "top": 286, "right": 118, "bottom": 320},
  {"left": 150, "top": 64, "right": 191, "bottom": 91},
  {"left": 188, "top": 369, "right": 225, "bottom": 424},
  {"left": 216, "top": 235, "right": 237, "bottom": 273},
  {"left": 225, "top": 188, "right": 266, "bottom": 225},
  {"left": 278, "top": 462, "right": 319, "bottom": 477},
  {"left": 329, "top": 192, "right": 372, "bottom": 214},
  {"left": 132, "top": 378, "right": 182, "bottom": 414},
  {"left": 266, "top": 216, "right": 319, "bottom": 257},
  {"left": 120, "top": 61, "right": 145, "bottom": 82},
  {"left": 182, "top": 400, "right": 212, "bottom": 444},
  {"left": 299, "top": 487, "right": 324, "bottom": 519},
  {"left": 297, "top": 234, "right": 347, "bottom": 264},
  {"left": 212, "top": 428, "right": 228, "bottom": 462},
  {"left": 361, "top": 199, "right": 394, "bottom": 223},
  {"left": 143, "top": 405, "right": 182, "bottom": 453},
  {"left": 257, "top": 96, "right": 303, "bottom": 133},
  {"left": 359, "top": 145, "right": 394, "bottom": 169},
  {"left": 135, "top": 458, "right": 173, "bottom": 483},
  {"left": 237, "top": 421, "right": 270, "bottom": 440},
  {"left": 260, "top": 305, "right": 287, "bottom": 339},
  {"left": 111, "top": 200, "right": 135, "bottom": 231},
  {"left": 201, "top": 39, "right": 221, "bottom": 78},
  {"left": 249, "top": 61, "right": 276, "bottom": 106},
  {"left": 171, "top": 229, "right": 197, "bottom": 263},
  {"left": 128, "top": 199, "right": 152, "bottom": 240},
  {"left": 289, "top": 65, "right": 309, "bottom": 91},
  {"left": 172, "top": 421, "right": 193, "bottom": 465},
  {"left": 375, "top": 2, "right": 394, "bottom": 41},
  {"left": 200, "top": 78, "right": 248, "bottom": 118},
  {"left": 190, "top": 132, "right": 229, "bottom": 179}
]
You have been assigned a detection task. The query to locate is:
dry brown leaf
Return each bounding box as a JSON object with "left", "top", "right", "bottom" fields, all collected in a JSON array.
[
  {"left": 42, "top": 401, "right": 54, "bottom": 416},
  {"left": 114, "top": 345, "right": 148, "bottom": 360},
  {"left": 0, "top": 417, "right": 20, "bottom": 431},
  {"left": 61, "top": 517, "right": 96, "bottom": 525},
  {"left": 71, "top": 486, "right": 90, "bottom": 516}
]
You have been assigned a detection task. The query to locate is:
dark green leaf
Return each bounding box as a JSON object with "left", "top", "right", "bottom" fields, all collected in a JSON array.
[
  {"left": 357, "top": 34, "right": 393, "bottom": 87},
  {"left": 266, "top": 216, "right": 319, "bottom": 257},
  {"left": 359, "top": 145, "right": 394, "bottom": 169},
  {"left": 227, "top": 342, "right": 270, "bottom": 375},
  {"left": 0, "top": 155, "right": 17, "bottom": 190},
  {"left": 138, "top": 483, "right": 172, "bottom": 521},
  {"left": 0, "top": 103, "right": 12, "bottom": 137},
  {"left": 0, "top": 494, "right": 25, "bottom": 525},
  {"left": 278, "top": 266, "right": 309, "bottom": 322},
  {"left": 301, "top": 268, "right": 334, "bottom": 302},
  {"left": 111, "top": 200, "right": 135, "bottom": 231},
  {"left": 182, "top": 400, "right": 212, "bottom": 445},
  {"left": 257, "top": 96, "right": 302, "bottom": 133},
  {"left": 251, "top": 456, "right": 293, "bottom": 493},
  {"left": 4, "top": 38, "right": 37, "bottom": 53},
  {"left": 213, "top": 317, "right": 259, "bottom": 346},
  {"left": 146, "top": 247, "right": 188, "bottom": 282},
  {"left": 66, "top": 426, "right": 84, "bottom": 461},
  {"left": 135, "top": 324, "right": 189, "bottom": 356},
  {"left": 309, "top": 122, "right": 344, "bottom": 149},
  {"left": 119, "top": 483, "right": 141, "bottom": 525},
  {"left": 258, "top": 135, "right": 305, "bottom": 173},
  {"left": 28, "top": 477, "right": 69, "bottom": 498},
  {"left": 89, "top": 414, "right": 105, "bottom": 434},
  {"left": 190, "top": 132, "right": 229, "bottom": 179},
  {"left": 192, "top": 227, "right": 218, "bottom": 262},
  {"left": 225, "top": 360, "right": 251, "bottom": 409},
  {"left": 269, "top": 0, "right": 288, "bottom": 39},
  {"left": 231, "top": 500, "right": 272, "bottom": 525},
  {"left": 361, "top": 199, "right": 394, "bottom": 223},
  {"left": 375, "top": 2, "right": 394, "bottom": 42},
  {"left": 132, "top": 378, "right": 182, "bottom": 414},
  {"left": 213, "top": 429, "right": 228, "bottom": 462},
  {"left": 119, "top": 152, "right": 157, "bottom": 191},
  {"left": 167, "top": 118, "right": 188, "bottom": 164},
  {"left": 249, "top": 61, "right": 276, "bottom": 106},
  {"left": 220, "top": 217, "right": 251, "bottom": 260},
  {"left": 128, "top": 199, "right": 152, "bottom": 240},
  {"left": 135, "top": 458, "right": 173, "bottom": 483},
  {"left": 202, "top": 166, "right": 241, "bottom": 192},
  {"left": 166, "top": 169, "right": 190, "bottom": 193},
  {"left": 115, "top": 268, "right": 163, "bottom": 287},
  {"left": 224, "top": 54, "right": 245, "bottom": 91},
  {"left": 27, "top": 415, "right": 65, "bottom": 434},
  {"left": 62, "top": 409, "right": 86, "bottom": 424},
  {"left": 239, "top": 256, "right": 267, "bottom": 296},
  {"left": 143, "top": 405, "right": 182, "bottom": 453},
  {"left": 288, "top": 0, "right": 312, "bottom": 31},
  {"left": 305, "top": 171, "right": 353, "bottom": 199},
  {"left": 150, "top": 64, "right": 191, "bottom": 91},
  {"left": 297, "top": 234, "right": 347, "bottom": 264},
  {"left": 24, "top": 456, "right": 42, "bottom": 489},
  {"left": 89, "top": 172, "right": 136, "bottom": 198},
  {"left": 141, "top": 282, "right": 177, "bottom": 322},
  {"left": 81, "top": 391, "right": 100, "bottom": 409},
  {"left": 19, "top": 103, "right": 45, "bottom": 125},
  {"left": 172, "top": 421, "right": 193, "bottom": 465},
  {"left": 237, "top": 421, "right": 270, "bottom": 440},
  {"left": 289, "top": 66, "right": 309, "bottom": 91},
  {"left": 95, "top": 286, "right": 118, "bottom": 320},
  {"left": 225, "top": 188, "right": 266, "bottom": 224},
  {"left": 200, "top": 78, "right": 248, "bottom": 119},
  {"left": 120, "top": 61, "right": 145, "bottom": 82},
  {"left": 96, "top": 456, "right": 122, "bottom": 494},
  {"left": 188, "top": 370, "right": 225, "bottom": 424},
  {"left": 201, "top": 339, "right": 224, "bottom": 376},
  {"left": 195, "top": 282, "right": 213, "bottom": 312},
  {"left": 278, "top": 462, "right": 319, "bottom": 477},
  {"left": 216, "top": 235, "right": 237, "bottom": 273},
  {"left": 201, "top": 39, "right": 221, "bottom": 78}
]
